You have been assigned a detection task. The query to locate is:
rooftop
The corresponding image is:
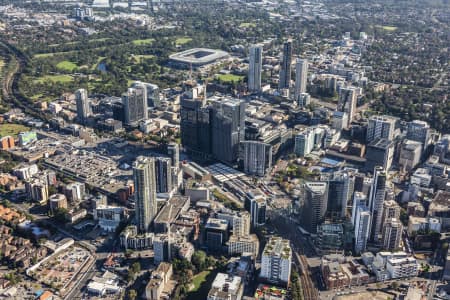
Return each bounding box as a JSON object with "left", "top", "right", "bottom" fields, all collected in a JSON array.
[
  {"left": 209, "top": 272, "right": 242, "bottom": 295},
  {"left": 205, "top": 218, "right": 229, "bottom": 231},
  {"left": 263, "top": 236, "right": 291, "bottom": 259},
  {"left": 154, "top": 195, "right": 190, "bottom": 225},
  {"left": 368, "top": 138, "right": 394, "bottom": 149}
]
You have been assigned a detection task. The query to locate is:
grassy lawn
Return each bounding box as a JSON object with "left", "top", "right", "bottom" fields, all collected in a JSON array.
[
  {"left": 49, "top": 41, "right": 79, "bottom": 47},
  {"left": 216, "top": 73, "right": 244, "bottom": 83},
  {"left": 0, "top": 124, "right": 30, "bottom": 137},
  {"left": 190, "top": 271, "right": 210, "bottom": 292},
  {"left": 176, "top": 37, "right": 192, "bottom": 46},
  {"left": 56, "top": 60, "right": 78, "bottom": 72},
  {"left": 186, "top": 270, "right": 218, "bottom": 300},
  {"left": 34, "top": 75, "right": 73, "bottom": 84},
  {"left": 49, "top": 38, "right": 111, "bottom": 48},
  {"left": 239, "top": 22, "right": 256, "bottom": 28},
  {"left": 377, "top": 25, "right": 398, "bottom": 31},
  {"left": 132, "top": 38, "right": 155, "bottom": 46},
  {"left": 34, "top": 51, "right": 78, "bottom": 58}
]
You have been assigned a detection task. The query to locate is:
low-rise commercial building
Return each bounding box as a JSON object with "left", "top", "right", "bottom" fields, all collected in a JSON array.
[
  {"left": 94, "top": 205, "right": 128, "bottom": 232},
  {"left": 207, "top": 273, "right": 243, "bottom": 300},
  {"left": 227, "top": 234, "right": 259, "bottom": 257},
  {"left": 145, "top": 262, "right": 173, "bottom": 300},
  {"left": 321, "top": 254, "right": 370, "bottom": 290}
]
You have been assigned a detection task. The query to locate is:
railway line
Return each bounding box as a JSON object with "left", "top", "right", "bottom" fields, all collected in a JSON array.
[
  {"left": 269, "top": 210, "right": 319, "bottom": 300},
  {"left": 0, "top": 40, "right": 49, "bottom": 121}
]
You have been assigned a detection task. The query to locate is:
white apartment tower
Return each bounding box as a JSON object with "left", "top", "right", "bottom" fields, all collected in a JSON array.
[
  {"left": 337, "top": 87, "right": 357, "bottom": 127},
  {"left": 232, "top": 211, "right": 251, "bottom": 237},
  {"left": 382, "top": 218, "right": 403, "bottom": 251},
  {"left": 366, "top": 115, "right": 397, "bottom": 143},
  {"left": 75, "top": 88, "right": 91, "bottom": 124},
  {"left": 354, "top": 205, "right": 371, "bottom": 254},
  {"left": 294, "top": 58, "right": 308, "bottom": 101},
  {"left": 133, "top": 156, "right": 157, "bottom": 233},
  {"left": 260, "top": 237, "right": 292, "bottom": 286},
  {"left": 248, "top": 45, "right": 263, "bottom": 92}
]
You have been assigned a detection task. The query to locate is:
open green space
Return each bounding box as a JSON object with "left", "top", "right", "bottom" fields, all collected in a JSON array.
[
  {"left": 190, "top": 271, "right": 210, "bottom": 292},
  {"left": 0, "top": 124, "right": 30, "bottom": 137},
  {"left": 34, "top": 75, "right": 73, "bottom": 84},
  {"left": 239, "top": 22, "right": 256, "bottom": 28},
  {"left": 377, "top": 25, "right": 398, "bottom": 31},
  {"left": 132, "top": 38, "right": 155, "bottom": 46},
  {"left": 34, "top": 51, "right": 78, "bottom": 58},
  {"left": 49, "top": 38, "right": 111, "bottom": 48},
  {"left": 216, "top": 73, "right": 244, "bottom": 83},
  {"left": 186, "top": 269, "right": 219, "bottom": 300},
  {"left": 49, "top": 41, "right": 79, "bottom": 47},
  {"left": 175, "top": 37, "right": 192, "bottom": 46},
  {"left": 89, "top": 38, "right": 111, "bottom": 43},
  {"left": 56, "top": 60, "right": 78, "bottom": 72}
]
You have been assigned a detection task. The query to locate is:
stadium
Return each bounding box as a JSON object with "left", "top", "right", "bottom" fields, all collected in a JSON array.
[{"left": 169, "top": 48, "right": 229, "bottom": 68}]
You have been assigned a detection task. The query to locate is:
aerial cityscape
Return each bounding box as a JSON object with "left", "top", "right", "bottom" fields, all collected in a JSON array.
[{"left": 0, "top": 0, "right": 449, "bottom": 299}]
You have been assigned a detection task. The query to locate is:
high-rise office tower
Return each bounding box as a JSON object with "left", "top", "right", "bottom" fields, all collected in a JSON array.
[
  {"left": 180, "top": 88, "right": 212, "bottom": 159},
  {"left": 407, "top": 120, "right": 430, "bottom": 146},
  {"left": 232, "top": 211, "right": 251, "bottom": 237},
  {"left": 123, "top": 85, "right": 148, "bottom": 126},
  {"left": 75, "top": 88, "right": 91, "bottom": 124},
  {"left": 366, "top": 115, "right": 397, "bottom": 143},
  {"left": 132, "top": 81, "right": 160, "bottom": 108},
  {"left": 205, "top": 218, "right": 229, "bottom": 252},
  {"left": 155, "top": 157, "right": 172, "bottom": 194},
  {"left": 294, "top": 58, "right": 308, "bottom": 101},
  {"left": 297, "top": 92, "right": 311, "bottom": 108},
  {"left": 399, "top": 140, "right": 422, "bottom": 172},
  {"left": 351, "top": 192, "right": 367, "bottom": 225},
  {"left": 337, "top": 87, "right": 357, "bottom": 127},
  {"left": 381, "top": 200, "right": 401, "bottom": 225},
  {"left": 133, "top": 156, "right": 157, "bottom": 233},
  {"left": 167, "top": 143, "right": 180, "bottom": 168},
  {"left": 354, "top": 205, "right": 371, "bottom": 254},
  {"left": 294, "top": 129, "right": 315, "bottom": 157},
  {"left": 245, "top": 190, "right": 266, "bottom": 227},
  {"left": 382, "top": 218, "right": 402, "bottom": 251},
  {"left": 316, "top": 223, "right": 344, "bottom": 255},
  {"left": 278, "top": 40, "right": 293, "bottom": 90},
  {"left": 240, "top": 141, "right": 272, "bottom": 177},
  {"left": 327, "top": 170, "right": 355, "bottom": 219},
  {"left": 248, "top": 45, "right": 263, "bottom": 93},
  {"left": 368, "top": 166, "right": 387, "bottom": 242},
  {"left": 211, "top": 98, "right": 246, "bottom": 164},
  {"left": 332, "top": 111, "right": 349, "bottom": 131},
  {"left": 365, "top": 138, "right": 395, "bottom": 172},
  {"left": 301, "top": 181, "right": 328, "bottom": 234}
]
